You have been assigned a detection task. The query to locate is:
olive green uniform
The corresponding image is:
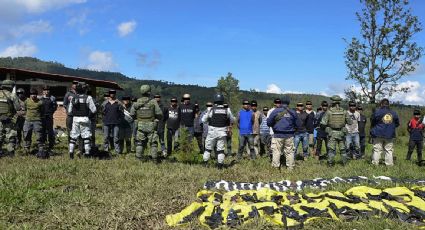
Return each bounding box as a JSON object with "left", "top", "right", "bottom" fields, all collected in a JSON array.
[
  {"left": 0, "top": 86, "right": 20, "bottom": 155},
  {"left": 130, "top": 96, "right": 163, "bottom": 159},
  {"left": 24, "top": 98, "right": 45, "bottom": 155},
  {"left": 320, "top": 96, "right": 352, "bottom": 165}
]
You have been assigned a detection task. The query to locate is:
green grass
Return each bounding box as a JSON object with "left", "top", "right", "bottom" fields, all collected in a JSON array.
[{"left": 0, "top": 133, "right": 423, "bottom": 230}]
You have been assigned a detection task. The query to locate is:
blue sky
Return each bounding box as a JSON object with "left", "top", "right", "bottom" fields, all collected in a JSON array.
[{"left": 0, "top": 0, "right": 424, "bottom": 103}]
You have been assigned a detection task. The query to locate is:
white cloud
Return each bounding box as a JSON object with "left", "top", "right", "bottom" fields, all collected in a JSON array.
[
  {"left": 266, "top": 84, "right": 283, "bottom": 94},
  {"left": 391, "top": 81, "right": 424, "bottom": 105},
  {"left": 0, "top": 42, "right": 37, "bottom": 57},
  {"left": 342, "top": 81, "right": 425, "bottom": 105},
  {"left": 14, "top": 0, "right": 87, "bottom": 13},
  {"left": 117, "top": 20, "right": 137, "bottom": 37},
  {"left": 85, "top": 51, "right": 117, "bottom": 71},
  {"left": 265, "top": 83, "right": 303, "bottom": 94},
  {"left": 13, "top": 20, "right": 52, "bottom": 37}
]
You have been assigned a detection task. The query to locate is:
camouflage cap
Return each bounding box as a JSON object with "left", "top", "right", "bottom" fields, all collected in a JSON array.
[
  {"left": 140, "top": 85, "right": 151, "bottom": 94},
  {"left": 330, "top": 95, "right": 342, "bottom": 102},
  {"left": 1, "top": 79, "right": 15, "bottom": 87}
]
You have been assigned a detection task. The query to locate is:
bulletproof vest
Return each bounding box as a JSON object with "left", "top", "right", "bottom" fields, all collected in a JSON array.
[
  {"left": 209, "top": 106, "right": 228, "bottom": 127},
  {"left": 328, "top": 107, "right": 346, "bottom": 129},
  {"left": 72, "top": 95, "right": 89, "bottom": 117},
  {"left": 137, "top": 98, "right": 155, "bottom": 121},
  {"left": 0, "top": 90, "right": 13, "bottom": 117}
]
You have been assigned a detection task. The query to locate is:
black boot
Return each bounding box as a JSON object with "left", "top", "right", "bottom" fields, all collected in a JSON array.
[
  {"left": 154, "top": 157, "right": 161, "bottom": 164},
  {"left": 69, "top": 152, "right": 74, "bottom": 159},
  {"left": 203, "top": 161, "right": 209, "bottom": 167},
  {"left": 217, "top": 163, "right": 224, "bottom": 170}
]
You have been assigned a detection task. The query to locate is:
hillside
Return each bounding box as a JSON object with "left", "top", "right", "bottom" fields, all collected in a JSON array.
[{"left": 0, "top": 57, "right": 329, "bottom": 109}]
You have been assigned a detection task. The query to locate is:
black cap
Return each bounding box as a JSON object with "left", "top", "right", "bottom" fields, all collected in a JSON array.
[
  {"left": 296, "top": 102, "right": 304, "bottom": 107},
  {"left": 357, "top": 106, "right": 363, "bottom": 111},
  {"left": 306, "top": 101, "right": 313, "bottom": 106},
  {"left": 317, "top": 107, "right": 323, "bottom": 112},
  {"left": 170, "top": 97, "right": 178, "bottom": 102},
  {"left": 263, "top": 107, "right": 269, "bottom": 112},
  {"left": 72, "top": 80, "right": 79, "bottom": 85},
  {"left": 121, "top": 96, "right": 131, "bottom": 100},
  {"left": 274, "top": 98, "right": 282, "bottom": 104},
  {"left": 414, "top": 109, "right": 421, "bottom": 115},
  {"left": 30, "top": 88, "right": 38, "bottom": 95},
  {"left": 242, "top": 99, "right": 250, "bottom": 105},
  {"left": 321, "top": 101, "right": 328, "bottom": 107},
  {"left": 349, "top": 101, "right": 356, "bottom": 107},
  {"left": 154, "top": 94, "right": 161, "bottom": 98},
  {"left": 223, "top": 103, "right": 229, "bottom": 108},
  {"left": 206, "top": 102, "right": 213, "bottom": 107},
  {"left": 109, "top": 89, "right": 116, "bottom": 94}
]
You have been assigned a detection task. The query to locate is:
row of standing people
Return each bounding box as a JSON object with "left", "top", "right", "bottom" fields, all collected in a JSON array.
[{"left": 0, "top": 81, "right": 57, "bottom": 158}]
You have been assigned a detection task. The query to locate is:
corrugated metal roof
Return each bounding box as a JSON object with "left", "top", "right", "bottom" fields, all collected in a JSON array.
[{"left": 0, "top": 67, "right": 123, "bottom": 90}]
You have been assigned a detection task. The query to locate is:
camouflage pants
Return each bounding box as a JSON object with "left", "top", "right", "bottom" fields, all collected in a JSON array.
[
  {"left": 327, "top": 130, "right": 347, "bottom": 164},
  {"left": 69, "top": 117, "right": 92, "bottom": 155},
  {"left": 135, "top": 121, "right": 158, "bottom": 159},
  {"left": 23, "top": 120, "right": 44, "bottom": 152},
  {"left": 16, "top": 116, "right": 25, "bottom": 147},
  {"left": 0, "top": 119, "right": 17, "bottom": 153}
]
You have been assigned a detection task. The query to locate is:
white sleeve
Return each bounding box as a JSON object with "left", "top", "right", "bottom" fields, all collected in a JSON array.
[
  {"left": 202, "top": 109, "right": 212, "bottom": 123},
  {"left": 227, "top": 108, "right": 235, "bottom": 123},
  {"left": 87, "top": 96, "right": 97, "bottom": 114},
  {"left": 67, "top": 100, "right": 73, "bottom": 114}
]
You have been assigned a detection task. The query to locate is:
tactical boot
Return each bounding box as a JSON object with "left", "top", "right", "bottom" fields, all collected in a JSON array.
[
  {"left": 154, "top": 157, "right": 161, "bottom": 165},
  {"left": 203, "top": 161, "right": 209, "bottom": 168},
  {"left": 217, "top": 163, "right": 224, "bottom": 170},
  {"left": 69, "top": 152, "right": 74, "bottom": 159}
]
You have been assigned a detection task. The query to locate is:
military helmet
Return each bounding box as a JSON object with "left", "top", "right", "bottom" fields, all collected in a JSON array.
[
  {"left": 16, "top": 88, "right": 25, "bottom": 94},
  {"left": 76, "top": 83, "right": 86, "bottom": 94},
  {"left": 1, "top": 80, "right": 15, "bottom": 89},
  {"left": 214, "top": 93, "right": 224, "bottom": 104},
  {"left": 330, "top": 95, "right": 342, "bottom": 102},
  {"left": 140, "top": 85, "right": 151, "bottom": 94}
]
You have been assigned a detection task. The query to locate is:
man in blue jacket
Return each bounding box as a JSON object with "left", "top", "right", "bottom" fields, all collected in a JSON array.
[
  {"left": 267, "top": 97, "right": 300, "bottom": 170},
  {"left": 370, "top": 99, "right": 400, "bottom": 166},
  {"left": 237, "top": 99, "right": 255, "bottom": 160}
]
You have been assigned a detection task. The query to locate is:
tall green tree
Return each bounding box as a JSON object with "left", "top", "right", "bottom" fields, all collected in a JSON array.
[
  {"left": 345, "top": 0, "right": 423, "bottom": 104},
  {"left": 216, "top": 72, "right": 241, "bottom": 109}
]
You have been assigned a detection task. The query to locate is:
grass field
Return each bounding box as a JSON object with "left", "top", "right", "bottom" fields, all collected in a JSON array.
[{"left": 0, "top": 132, "right": 423, "bottom": 230}]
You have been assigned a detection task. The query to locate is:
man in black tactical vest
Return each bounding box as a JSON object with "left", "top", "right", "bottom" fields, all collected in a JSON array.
[
  {"left": 202, "top": 94, "right": 234, "bottom": 169},
  {"left": 68, "top": 83, "right": 97, "bottom": 158}
]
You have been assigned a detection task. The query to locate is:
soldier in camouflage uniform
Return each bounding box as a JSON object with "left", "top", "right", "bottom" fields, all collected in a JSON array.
[
  {"left": 0, "top": 80, "right": 20, "bottom": 157},
  {"left": 15, "top": 88, "right": 26, "bottom": 149},
  {"left": 320, "top": 95, "right": 352, "bottom": 166},
  {"left": 130, "top": 85, "right": 163, "bottom": 163}
]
